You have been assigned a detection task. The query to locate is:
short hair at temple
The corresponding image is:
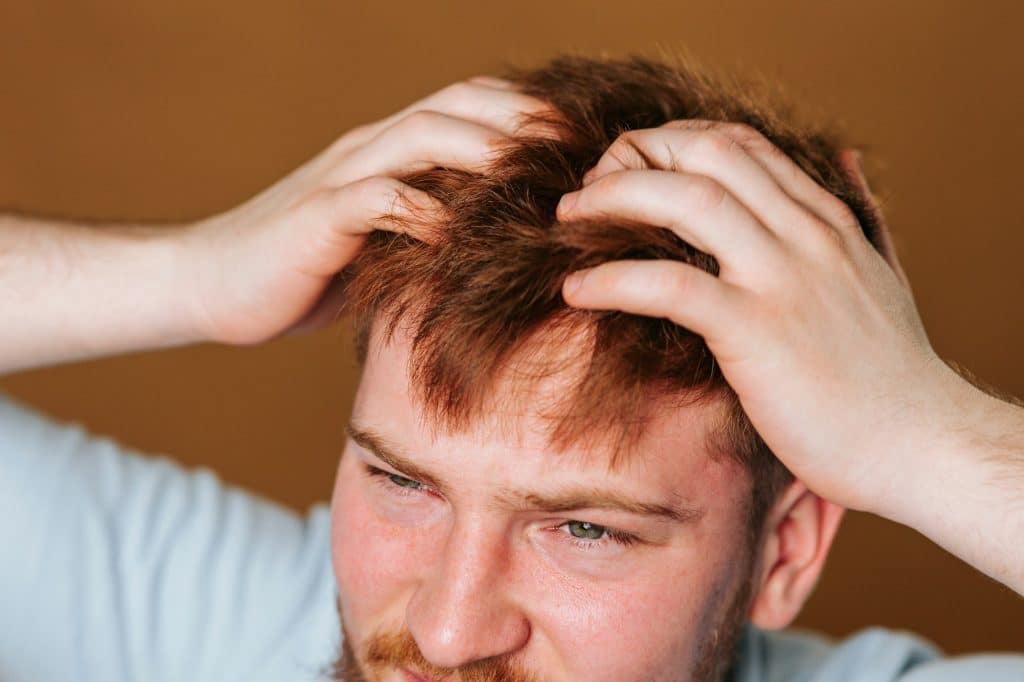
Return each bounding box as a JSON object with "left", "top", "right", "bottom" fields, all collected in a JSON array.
[{"left": 341, "top": 54, "right": 883, "bottom": 535}]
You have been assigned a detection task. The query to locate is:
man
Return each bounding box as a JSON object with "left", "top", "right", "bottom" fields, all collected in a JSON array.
[{"left": 0, "top": 56, "right": 1021, "bottom": 681}]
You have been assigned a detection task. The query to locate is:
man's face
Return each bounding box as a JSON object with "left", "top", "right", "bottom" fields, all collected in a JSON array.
[{"left": 329, "top": 328, "right": 760, "bottom": 681}]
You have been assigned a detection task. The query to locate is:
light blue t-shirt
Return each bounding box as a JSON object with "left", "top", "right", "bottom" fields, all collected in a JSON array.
[{"left": 1, "top": 393, "right": 1021, "bottom": 681}]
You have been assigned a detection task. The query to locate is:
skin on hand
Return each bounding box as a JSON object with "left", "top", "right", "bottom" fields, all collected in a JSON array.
[
  {"left": 555, "top": 121, "right": 961, "bottom": 515},
  {"left": 180, "top": 78, "right": 554, "bottom": 345}
]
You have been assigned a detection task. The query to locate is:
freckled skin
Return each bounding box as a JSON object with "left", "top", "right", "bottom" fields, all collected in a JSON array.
[{"left": 330, "top": 328, "right": 767, "bottom": 681}]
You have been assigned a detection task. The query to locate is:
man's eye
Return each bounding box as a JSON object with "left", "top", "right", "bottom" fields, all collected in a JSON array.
[
  {"left": 564, "top": 520, "right": 607, "bottom": 540},
  {"left": 387, "top": 473, "right": 425, "bottom": 490},
  {"left": 364, "top": 464, "right": 429, "bottom": 495},
  {"left": 559, "top": 520, "right": 640, "bottom": 548}
]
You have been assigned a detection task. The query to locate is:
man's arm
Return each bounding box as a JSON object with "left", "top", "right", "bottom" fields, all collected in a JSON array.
[
  {"left": 0, "top": 80, "right": 555, "bottom": 680},
  {"left": 557, "top": 123, "right": 1024, "bottom": 596},
  {"left": 0, "top": 215, "right": 200, "bottom": 374},
  {"left": 0, "top": 77, "right": 553, "bottom": 377},
  {"left": 891, "top": 376, "right": 1024, "bottom": 594}
]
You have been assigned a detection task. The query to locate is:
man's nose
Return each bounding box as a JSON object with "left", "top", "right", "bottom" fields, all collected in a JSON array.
[{"left": 405, "top": 518, "right": 531, "bottom": 670}]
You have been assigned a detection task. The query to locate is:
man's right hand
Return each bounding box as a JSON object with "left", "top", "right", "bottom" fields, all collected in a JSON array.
[
  {"left": 0, "top": 77, "right": 550, "bottom": 375},
  {"left": 183, "top": 77, "right": 551, "bottom": 345}
]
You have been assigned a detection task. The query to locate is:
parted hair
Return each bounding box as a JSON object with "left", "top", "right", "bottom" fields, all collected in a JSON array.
[{"left": 342, "top": 54, "right": 882, "bottom": 532}]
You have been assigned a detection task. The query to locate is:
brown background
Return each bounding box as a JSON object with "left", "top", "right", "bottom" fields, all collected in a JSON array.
[{"left": 1, "top": 0, "right": 1022, "bottom": 655}]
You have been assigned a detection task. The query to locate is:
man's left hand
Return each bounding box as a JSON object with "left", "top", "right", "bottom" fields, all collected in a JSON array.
[{"left": 557, "top": 121, "right": 966, "bottom": 515}]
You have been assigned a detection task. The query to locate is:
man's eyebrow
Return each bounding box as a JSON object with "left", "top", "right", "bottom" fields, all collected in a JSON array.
[
  {"left": 346, "top": 422, "right": 703, "bottom": 524},
  {"left": 346, "top": 423, "right": 446, "bottom": 491},
  {"left": 504, "top": 490, "right": 703, "bottom": 524}
]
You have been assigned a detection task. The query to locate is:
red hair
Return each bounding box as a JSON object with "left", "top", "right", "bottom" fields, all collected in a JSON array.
[{"left": 343, "top": 55, "right": 881, "bottom": 532}]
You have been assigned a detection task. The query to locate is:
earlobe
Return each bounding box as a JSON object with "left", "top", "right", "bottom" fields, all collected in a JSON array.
[{"left": 747, "top": 481, "right": 846, "bottom": 630}]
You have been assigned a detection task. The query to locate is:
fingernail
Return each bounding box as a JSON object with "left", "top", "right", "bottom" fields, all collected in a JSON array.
[
  {"left": 563, "top": 268, "right": 590, "bottom": 297},
  {"left": 557, "top": 191, "right": 579, "bottom": 216}
]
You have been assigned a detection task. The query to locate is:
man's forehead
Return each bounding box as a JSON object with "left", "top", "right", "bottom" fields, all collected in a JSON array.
[{"left": 353, "top": 322, "right": 735, "bottom": 496}]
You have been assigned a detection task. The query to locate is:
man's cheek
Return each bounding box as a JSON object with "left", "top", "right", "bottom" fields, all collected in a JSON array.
[
  {"left": 331, "top": 479, "right": 427, "bottom": 628},
  {"left": 552, "top": 578, "right": 688, "bottom": 679}
]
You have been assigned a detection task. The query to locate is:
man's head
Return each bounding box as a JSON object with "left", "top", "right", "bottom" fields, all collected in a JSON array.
[{"left": 329, "top": 55, "right": 874, "bottom": 680}]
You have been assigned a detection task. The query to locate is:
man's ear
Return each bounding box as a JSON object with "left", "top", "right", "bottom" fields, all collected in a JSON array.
[{"left": 747, "top": 481, "right": 845, "bottom": 629}]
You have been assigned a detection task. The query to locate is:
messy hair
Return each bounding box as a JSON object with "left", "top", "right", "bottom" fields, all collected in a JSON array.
[{"left": 342, "top": 55, "right": 882, "bottom": 533}]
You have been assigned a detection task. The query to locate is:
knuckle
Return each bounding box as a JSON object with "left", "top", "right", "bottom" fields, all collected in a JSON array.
[
  {"left": 612, "top": 129, "right": 641, "bottom": 145},
  {"left": 595, "top": 171, "right": 638, "bottom": 203},
  {"left": 805, "top": 220, "right": 850, "bottom": 261},
  {"left": 606, "top": 131, "right": 648, "bottom": 168},
  {"left": 398, "top": 109, "right": 447, "bottom": 134},
  {"left": 606, "top": 129, "right": 638, "bottom": 151},
  {"left": 721, "top": 122, "right": 781, "bottom": 158},
  {"left": 682, "top": 175, "right": 729, "bottom": 212},
  {"left": 691, "top": 130, "right": 743, "bottom": 161},
  {"left": 350, "top": 175, "right": 400, "bottom": 204},
  {"left": 719, "top": 122, "right": 763, "bottom": 145}
]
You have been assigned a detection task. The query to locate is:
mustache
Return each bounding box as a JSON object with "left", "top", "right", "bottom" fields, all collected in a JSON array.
[{"left": 363, "top": 628, "right": 539, "bottom": 682}]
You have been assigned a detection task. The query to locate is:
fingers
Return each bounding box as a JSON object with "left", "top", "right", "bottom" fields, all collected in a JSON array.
[
  {"left": 579, "top": 124, "right": 826, "bottom": 240},
  {"left": 299, "top": 76, "right": 552, "bottom": 276},
  {"left": 323, "top": 78, "right": 557, "bottom": 185},
  {"left": 562, "top": 259, "right": 743, "bottom": 344},
  {"left": 334, "top": 78, "right": 554, "bottom": 155},
  {"left": 660, "top": 121, "right": 860, "bottom": 230},
  {"left": 294, "top": 176, "right": 446, "bottom": 277},
  {"left": 389, "top": 80, "right": 554, "bottom": 136},
  {"left": 323, "top": 110, "right": 515, "bottom": 186},
  {"left": 558, "top": 169, "right": 781, "bottom": 275}
]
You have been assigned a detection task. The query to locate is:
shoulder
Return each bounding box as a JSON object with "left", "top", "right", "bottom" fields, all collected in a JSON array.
[
  {"left": 735, "top": 625, "right": 1024, "bottom": 681},
  {"left": 0, "top": 392, "right": 340, "bottom": 681}
]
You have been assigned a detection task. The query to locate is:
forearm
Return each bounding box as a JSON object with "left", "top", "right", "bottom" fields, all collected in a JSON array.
[
  {"left": 0, "top": 214, "right": 204, "bottom": 376},
  {"left": 878, "top": 368, "right": 1024, "bottom": 596}
]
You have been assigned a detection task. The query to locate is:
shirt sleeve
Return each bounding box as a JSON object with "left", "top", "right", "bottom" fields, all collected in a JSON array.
[
  {"left": 0, "top": 393, "right": 340, "bottom": 682},
  {"left": 736, "top": 625, "right": 1024, "bottom": 681}
]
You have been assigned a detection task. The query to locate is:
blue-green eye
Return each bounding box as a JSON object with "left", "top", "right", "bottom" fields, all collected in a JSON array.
[
  {"left": 564, "top": 520, "right": 607, "bottom": 540},
  {"left": 387, "top": 473, "right": 425, "bottom": 490},
  {"left": 364, "top": 464, "right": 428, "bottom": 493}
]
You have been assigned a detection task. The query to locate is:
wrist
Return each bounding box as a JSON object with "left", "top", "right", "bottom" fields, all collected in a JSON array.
[
  {"left": 873, "top": 362, "right": 1024, "bottom": 592},
  {"left": 67, "top": 221, "right": 210, "bottom": 353},
  {"left": 140, "top": 221, "right": 214, "bottom": 347},
  {"left": 176, "top": 211, "right": 258, "bottom": 346},
  {"left": 873, "top": 358, "right": 1020, "bottom": 529}
]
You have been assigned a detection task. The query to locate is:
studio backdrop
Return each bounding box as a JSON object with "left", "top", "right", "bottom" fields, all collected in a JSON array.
[{"left": 2, "top": 0, "right": 1021, "bottom": 654}]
